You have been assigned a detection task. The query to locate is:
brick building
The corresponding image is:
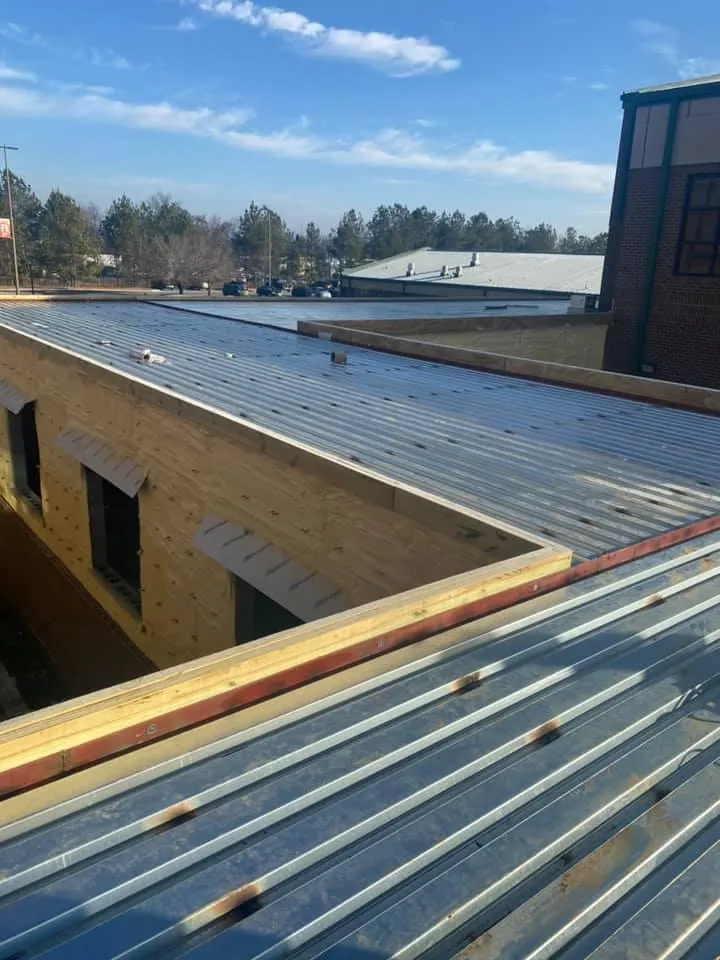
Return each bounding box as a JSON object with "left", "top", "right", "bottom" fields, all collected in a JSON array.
[{"left": 601, "top": 75, "right": 720, "bottom": 387}]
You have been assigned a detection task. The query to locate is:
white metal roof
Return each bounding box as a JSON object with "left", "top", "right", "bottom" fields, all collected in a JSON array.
[{"left": 344, "top": 249, "right": 605, "bottom": 295}]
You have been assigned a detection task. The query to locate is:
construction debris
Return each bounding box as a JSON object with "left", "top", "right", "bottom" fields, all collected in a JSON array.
[{"left": 130, "top": 348, "right": 167, "bottom": 365}]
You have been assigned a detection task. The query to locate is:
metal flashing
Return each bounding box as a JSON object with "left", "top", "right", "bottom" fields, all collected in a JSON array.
[
  {"left": 0, "top": 379, "right": 30, "bottom": 415},
  {"left": 193, "top": 515, "right": 348, "bottom": 622},
  {"left": 56, "top": 427, "right": 147, "bottom": 497}
]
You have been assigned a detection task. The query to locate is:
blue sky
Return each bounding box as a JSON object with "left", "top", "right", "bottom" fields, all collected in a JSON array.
[{"left": 1, "top": 0, "right": 719, "bottom": 234}]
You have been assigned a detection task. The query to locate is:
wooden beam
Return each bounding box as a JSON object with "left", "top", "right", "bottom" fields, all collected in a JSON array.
[
  {"left": 0, "top": 545, "right": 570, "bottom": 794},
  {"left": 4, "top": 508, "right": 720, "bottom": 797}
]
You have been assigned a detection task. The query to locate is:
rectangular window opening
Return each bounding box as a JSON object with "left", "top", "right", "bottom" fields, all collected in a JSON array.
[
  {"left": 86, "top": 468, "right": 142, "bottom": 614},
  {"left": 234, "top": 576, "right": 303, "bottom": 645},
  {"left": 676, "top": 174, "right": 720, "bottom": 276},
  {"left": 7, "top": 402, "right": 42, "bottom": 511}
]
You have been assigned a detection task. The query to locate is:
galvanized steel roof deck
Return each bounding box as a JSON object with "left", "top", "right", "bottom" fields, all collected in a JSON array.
[
  {"left": 1, "top": 531, "right": 719, "bottom": 959},
  {"left": 155, "top": 298, "right": 573, "bottom": 331},
  {"left": 0, "top": 301, "right": 719, "bottom": 559}
]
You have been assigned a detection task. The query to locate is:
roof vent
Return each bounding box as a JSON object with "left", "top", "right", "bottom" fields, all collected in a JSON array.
[
  {"left": 406, "top": 261, "right": 416, "bottom": 277},
  {"left": 440, "top": 264, "right": 449, "bottom": 277},
  {"left": 454, "top": 266, "right": 463, "bottom": 278},
  {"left": 470, "top": 252, "right": 479, "bottom": 267}
]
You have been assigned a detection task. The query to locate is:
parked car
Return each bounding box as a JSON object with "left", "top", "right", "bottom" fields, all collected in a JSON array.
[
  {"left": 256, "top": 284, "right": 275, "bottom": 297},
  {"left": 313, "top": 287, "right": 332, "bottom": 299},
  {"left": 291, "top": 285, "right": 313, "bottom": 297},
  {"left": 222, "top": 280, "right": 247, "bottom": 296},
  {"left": 151, "top": 279, "right": 178, "bottom": 292}
]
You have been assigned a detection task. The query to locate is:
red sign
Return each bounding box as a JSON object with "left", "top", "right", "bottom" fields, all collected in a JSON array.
[{"left": 0, "top": 218, "right": 11, "bottom": 240}]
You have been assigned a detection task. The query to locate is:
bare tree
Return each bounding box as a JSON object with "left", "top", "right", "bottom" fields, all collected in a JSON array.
[
  {"left": 147, "top": 217, "right": 233, "bottom": 285},
  {"left": 81, "top": 203, "right": 104, "bottom": 244}
]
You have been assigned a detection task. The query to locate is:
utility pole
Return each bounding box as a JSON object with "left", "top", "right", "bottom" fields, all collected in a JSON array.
[
  {"left": 266, "top": 207, "right": 272, "bottom": 282},
  {"left": 2, "top": 144, "right": 20, "bottom": 295}
]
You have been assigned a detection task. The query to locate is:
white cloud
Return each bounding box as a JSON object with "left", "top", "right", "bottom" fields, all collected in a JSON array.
[
  {"left": 676, "top": 58, "right": 720, "bottom": 81},
  {"left": 54, "top": 82, "right": 116, "bottom": 96},
  {"left": 90, "top": 174, "right": 210, "bottom": 192},
  {"left": 147, "top": 17, "right": 201, "bottom": 33},
  {"left": 0, "top": 82, "right": 613, "bottom": 193},
  {"left": 0, "top": 62, "right": 36, "bottom": 82},
  {"left": 562, "top": 76, "right": 610, "bottom": 92},
  {"left": 89, "top": 48, "right": 132, "bottom": 70},
  {"left": 632, "top": 20, "right": 678, "bottom": 62},
  {"left": 631, "top": 20, "right": 720, "bottom": 79},
  {"left": 334, "top": 128, "right": 613, "bottom": 193},
  {"left": 1, "top": 23, "right": 134, "bottom": 73},
  {"left": 0, "top": 85, "right": 255, "bottom": 137},
  {"left": 374, "top": 177, "right": 419, "bottom": 186},
  {"left": 192, "top": 0, "right": 460, "bottom": 75},
  {"left": 0, "top": 22, "right": 47, "bottom": 46}
]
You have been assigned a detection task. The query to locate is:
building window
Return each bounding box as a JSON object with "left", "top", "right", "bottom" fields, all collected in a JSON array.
[
  {"left": 234, "top": 577, "right": 302, "bottom": 645},
  {"left": 86, "top": 468, "right": 141, "bottom": 613},
  {"left": 676, "top": 175, "right": 720, "bottom": 276},
  {"left": 7, "top": 403, "right": 42, "bottom": 510}
]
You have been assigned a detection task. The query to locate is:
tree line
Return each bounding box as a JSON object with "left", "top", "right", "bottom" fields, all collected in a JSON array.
[{"left": 0, "top": 173, "right": 608, "bottom": 288}]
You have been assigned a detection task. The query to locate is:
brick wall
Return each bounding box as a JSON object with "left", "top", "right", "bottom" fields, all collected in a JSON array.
[
  {"left": 604, "top": 163, "right": 720, "bottom": 387},
  {"left": 603, "top": 168, "right": 662, "bottom": 372},
  {"left": 644, "top": 163, "right": 720, "bottom": 388}
]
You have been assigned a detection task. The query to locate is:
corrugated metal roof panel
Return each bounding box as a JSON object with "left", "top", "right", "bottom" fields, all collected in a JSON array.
[
  {"left": 156, "top": 298, "right": 573, "bottom": 331},
  {"left": 344, "top": 250, "right": 604, "bottom": 295},
  {"left": 0, "top": 378, "right": 30, "bottom": 415},
  {"left": 1, "top": 301, "right": 720, "bottom": 559},
  {"left": 0, "top": 531, "right": 718, "bottom": 958},
  {"left": 56, "top": 427, "right": 147, "bottom": 497},
  {"left": 193, "top": 516, "right": 348, "bottom": 621}
]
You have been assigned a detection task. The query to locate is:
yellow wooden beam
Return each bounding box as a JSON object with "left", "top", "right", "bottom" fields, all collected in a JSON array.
[{"left": 0, "top": 544, "right": 570, "bottom": 780}]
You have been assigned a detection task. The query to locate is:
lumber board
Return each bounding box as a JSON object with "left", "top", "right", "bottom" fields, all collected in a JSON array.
[{"left": 0, "top": 544, "right": 570, "bottom": 778}]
